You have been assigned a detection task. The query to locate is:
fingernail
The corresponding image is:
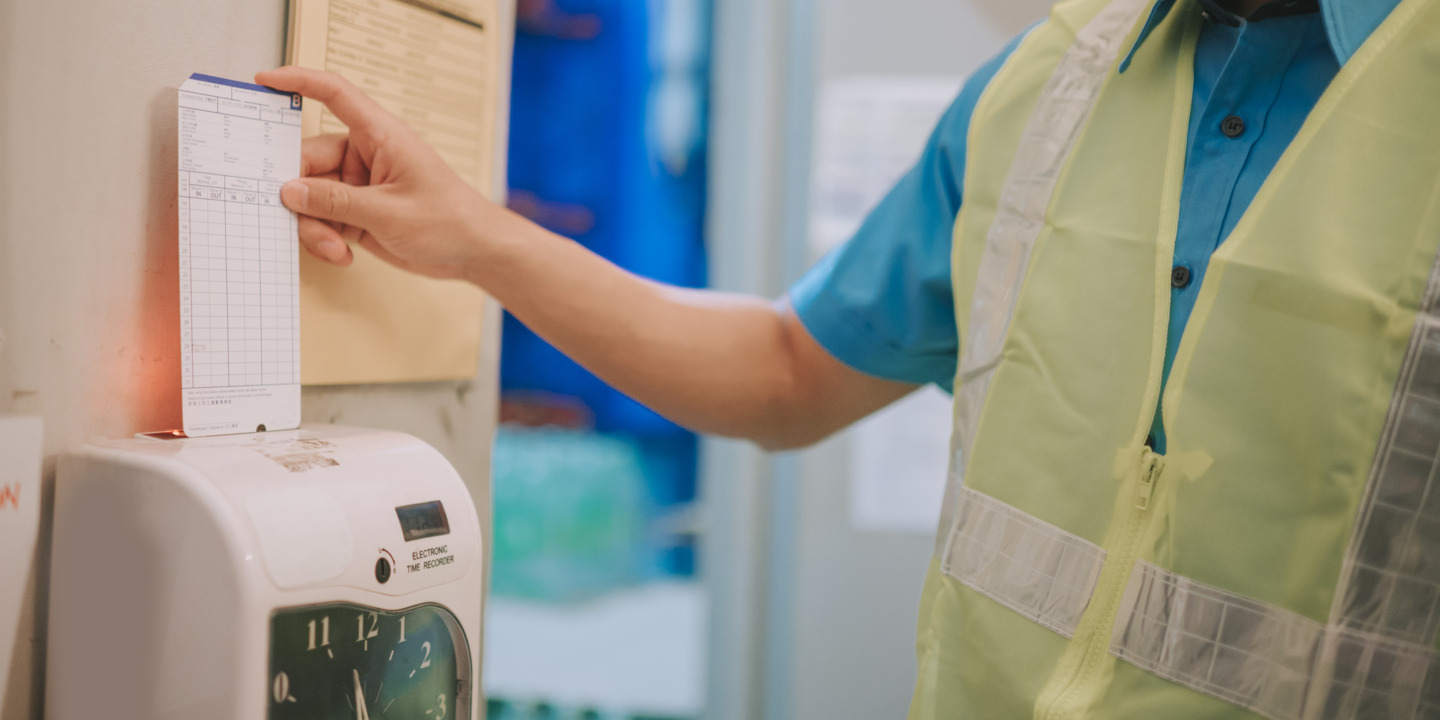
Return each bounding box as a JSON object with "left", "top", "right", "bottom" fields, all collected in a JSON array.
[
  {"left": 320, "top": 238, "right": 345, "bottom": 260},
  {"left": 282, "top": 180, "right": 308, "bottom": 209}
]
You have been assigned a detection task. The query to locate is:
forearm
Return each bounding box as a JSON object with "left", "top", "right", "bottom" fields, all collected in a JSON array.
[
  {"left": 465, "top": 208, "right": 818, "bottom": 446},
  {"left": 251, "top": 67, "right": 916, "bottom": 446}
]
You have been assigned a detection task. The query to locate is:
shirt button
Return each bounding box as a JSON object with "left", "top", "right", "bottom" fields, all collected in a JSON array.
[
  {"left": 1221, "top": 115, "right": 1246, "bottom": 138},
  {"left": 1172, "top": 265, "right": 1192, "bottom": 289}
]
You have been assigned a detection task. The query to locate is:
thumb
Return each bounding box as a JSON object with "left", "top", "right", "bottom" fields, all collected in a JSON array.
[{"left": 281, "top": 177, "right": 382, "bottom": 228}]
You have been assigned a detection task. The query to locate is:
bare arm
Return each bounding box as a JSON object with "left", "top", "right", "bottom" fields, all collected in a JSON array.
[{"left": 256, "top": 67, "right": 916, "bottom": 450}]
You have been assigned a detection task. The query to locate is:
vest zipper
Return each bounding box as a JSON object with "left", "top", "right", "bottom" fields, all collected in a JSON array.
[
  {"left": 1135, "top": 451, "right": 1161, "bottom": 510},
  {"left": 1040, "top": 447, "right": 1165, "bottom": 720}
]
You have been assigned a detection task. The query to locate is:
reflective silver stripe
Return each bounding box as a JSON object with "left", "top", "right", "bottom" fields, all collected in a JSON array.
[
  {"left": 1112, "top": 561, "right": 1320, "bottom": 719},
  {"left": 941, "top": 487, "right": 1107, "bottom": 637},
  {"left": 1111, "top": 561, "right": 1440, "bottom": 720},
  {"left": 941, "top": 0, "right": 1151, "bottom": 557},
  {"left": 935, "top": 450, "right": 966, "bottom": 557},
  {"left": 1308, "top": 629, "right": 1436, "bottom": 720},
  {"left": 950, "top": 0, "right": 1149, "bottom": 463},
  {"left": 1333, "top": 252, "right": 1440, "bottom": 644}
]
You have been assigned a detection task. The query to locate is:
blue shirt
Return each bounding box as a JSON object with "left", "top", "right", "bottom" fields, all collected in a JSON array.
[{"left": 789, "top": 0, "right": 1402, "bottom": 451}]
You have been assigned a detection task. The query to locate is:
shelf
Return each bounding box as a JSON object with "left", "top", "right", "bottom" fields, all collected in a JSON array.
[{"left": 484, "top": 581, "right": 706, "bottom": 717}]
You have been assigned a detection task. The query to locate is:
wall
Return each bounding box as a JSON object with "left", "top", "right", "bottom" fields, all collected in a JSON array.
[
  {"left": 703, "top": 1, "right": 1051, "bottom": 716},
  {"left": 0, "top": 1, "right": 512, "bottom": 718},
  {"left": 771, "top": 1, "right": 1051, "bottom": 718},
  {"left": 702, "top": 0, "right": 810, "bottom": 716}
]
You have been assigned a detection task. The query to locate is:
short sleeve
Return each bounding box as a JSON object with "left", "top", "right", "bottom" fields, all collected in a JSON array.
[{"left": 788, "top": 31, "right": 1030, "bottom": 391}]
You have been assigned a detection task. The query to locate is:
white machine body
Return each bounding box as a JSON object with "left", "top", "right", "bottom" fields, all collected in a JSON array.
[{"left": 46, "top": 425, "right": 483, "bottom": 720}]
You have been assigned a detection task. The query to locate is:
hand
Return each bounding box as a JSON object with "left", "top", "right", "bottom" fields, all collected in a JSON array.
[
  {"left": 256, "top": 72, "right": 908, "bottom": 450},
  {"left": 253, "top": 66, "right": 497, "bottom": 280}
]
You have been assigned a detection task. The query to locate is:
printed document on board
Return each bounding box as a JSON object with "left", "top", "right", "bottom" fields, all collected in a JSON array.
[{"left": 287, "top": 0, "right": 498, "bottom": 385}]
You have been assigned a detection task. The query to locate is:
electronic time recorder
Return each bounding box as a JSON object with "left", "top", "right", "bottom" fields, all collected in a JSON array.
[{"left": 45, "top": 425, "right": 484, "bottom": 720}]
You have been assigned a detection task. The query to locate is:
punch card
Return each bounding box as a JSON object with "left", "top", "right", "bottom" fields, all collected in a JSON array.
[{"left": 178, "top": 74, "right": 303, "bottom": 437}]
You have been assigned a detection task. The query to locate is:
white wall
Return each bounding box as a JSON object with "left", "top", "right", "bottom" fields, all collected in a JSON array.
[
  {"left": 0, "top": 2, "right": 512, "bottom": 718},
  {"left": 704, "top": 1, "right": 1051, "bottom": 716},
  {"left": 770, "top": 1, "right": 1051, "bottom": 718}
]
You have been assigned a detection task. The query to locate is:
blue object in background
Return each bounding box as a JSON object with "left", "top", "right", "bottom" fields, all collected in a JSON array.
[
  {"left": 500, "top": 0, "right": 711, "bottom": 579},
  {"left": 491, "top": 427, "right": 648, "bottom": 601}
]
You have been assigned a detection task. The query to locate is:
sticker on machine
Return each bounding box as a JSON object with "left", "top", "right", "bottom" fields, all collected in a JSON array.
[{"left": 246, "top": 434, "right": 340, "bottom": 473}]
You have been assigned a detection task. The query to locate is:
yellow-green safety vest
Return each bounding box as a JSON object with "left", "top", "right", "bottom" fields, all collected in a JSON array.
[{"left": 915, "top": 0, "right": 1440, "bottom": 717}]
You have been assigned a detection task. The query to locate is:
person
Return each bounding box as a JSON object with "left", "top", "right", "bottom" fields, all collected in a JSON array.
[{"left": 256, "top": 0, "right": 1440, "bottom": 714}]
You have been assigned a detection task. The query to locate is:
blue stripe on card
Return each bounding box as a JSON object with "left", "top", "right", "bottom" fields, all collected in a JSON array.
[
  {"left": 189, "top": 73, "right": 286, "bottom": 95},
  {"left": 187, "top": 73, "right": 302, "bottom": 110}
]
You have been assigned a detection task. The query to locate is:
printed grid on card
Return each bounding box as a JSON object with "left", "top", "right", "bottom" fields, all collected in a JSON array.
[{"left": 178, "top": 74, "right": 303, "bottom": 436}]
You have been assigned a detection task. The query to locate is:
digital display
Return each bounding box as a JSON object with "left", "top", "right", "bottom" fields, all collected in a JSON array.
[{"left": 396, "top": 501, "right": 450, "bottom": 542}]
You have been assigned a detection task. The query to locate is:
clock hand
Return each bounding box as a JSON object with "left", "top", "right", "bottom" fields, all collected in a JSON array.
[{"left": 354, "top": 668, "right": 371, "bottom": 720}]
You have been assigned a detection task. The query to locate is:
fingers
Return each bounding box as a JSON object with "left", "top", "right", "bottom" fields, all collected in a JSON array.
[
  {"left": 300, "top": 133, "right": 351, "bottom": 178},
  {"left": 296, "top": 215, "right": 354, "bottom": 266},
  {"left": 340, "top": 140, "right": 371, "bottom": 188},
  {"left": 281, "top": 177, "right": 386, "bottom": 228},
  {"left": 300, "top": 134, "right": 370, "bottom": 188},
  {"left": 255, "top": 67, "right": 395, "bottom": 137}
]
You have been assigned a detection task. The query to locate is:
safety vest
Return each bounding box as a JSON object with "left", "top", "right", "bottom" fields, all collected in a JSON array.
[{"left": 914, "top": 0, "right": 1440, "bottom": 717}]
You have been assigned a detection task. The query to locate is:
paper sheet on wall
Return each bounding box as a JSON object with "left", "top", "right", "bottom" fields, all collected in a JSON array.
[
  {"left": 848, "top": 387, "right": 954, "bottom": 534},
  {"left": 178, "top": 74, "right": 303, "bottom": 436},
  {"left": 287, "top": 0, "right": 500, "bottom": 385},
  {"left": 0, "top": 416, "right": 43, "bottom": 700},
  {"left": 809, "top": 76, "right": 964, "bottom": 260},
  {"left": 809, "top": 77, "right": 963, "bottom": 534}
]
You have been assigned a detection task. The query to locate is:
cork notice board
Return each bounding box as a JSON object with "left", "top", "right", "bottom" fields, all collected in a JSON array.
[{"left": 286, "top": 0, "right": 499, "bottom": 384}]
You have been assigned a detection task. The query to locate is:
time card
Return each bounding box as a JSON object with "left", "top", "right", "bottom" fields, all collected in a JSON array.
[{"left": 177, "top": 73, "right": 303, "bottom": 436}]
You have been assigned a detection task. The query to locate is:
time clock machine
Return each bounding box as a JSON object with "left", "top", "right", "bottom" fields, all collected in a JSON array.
[{"left": 46, "top": 425, "right": 483, "bottom": 720}]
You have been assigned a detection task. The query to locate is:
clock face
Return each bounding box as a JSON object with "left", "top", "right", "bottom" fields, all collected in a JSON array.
[{"left": 268, "top": 602, "right": 470, "bottom": 720}]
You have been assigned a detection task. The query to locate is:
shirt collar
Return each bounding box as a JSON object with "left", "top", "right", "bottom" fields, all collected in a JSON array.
[{"left": 1117, "top": 0, "right": 1403, "bottom": 72}]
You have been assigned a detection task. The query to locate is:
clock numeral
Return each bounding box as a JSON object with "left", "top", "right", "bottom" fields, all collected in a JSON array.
[
  {"left": 357, "top": 611, "right": 379, "bottom": 643},
  {"left": 398, "top": 615, "right": 407, "bottom": 643},
  {"left": 410, "top": 640, "right": 432, "bottom": 678},
  {"left": 437, "top": 693, "right": 448, "bottom": 719},
  {"left": 271, "top": 671, "right": 297, "bottom": 704},
  {"left": 307, "top": 615, "right": 331, "bottom": 651}
]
